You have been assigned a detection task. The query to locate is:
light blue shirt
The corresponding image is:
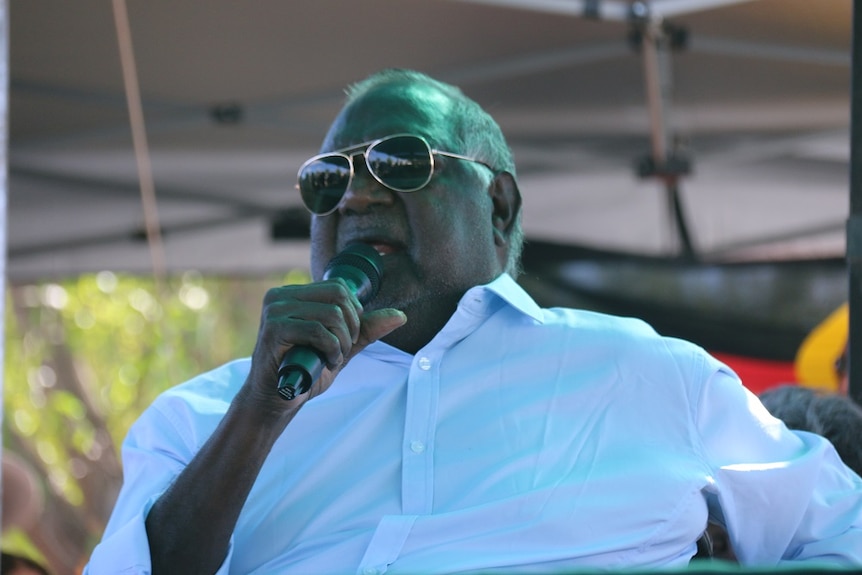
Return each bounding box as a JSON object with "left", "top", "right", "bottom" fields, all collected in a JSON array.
[{"left": 85, "top": 274, "right": 862, "bottom": 574}]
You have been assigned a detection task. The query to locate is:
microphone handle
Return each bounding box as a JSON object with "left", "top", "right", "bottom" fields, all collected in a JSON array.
[{"left": 276, "top": 347, "right": 325, "bottom": 400}]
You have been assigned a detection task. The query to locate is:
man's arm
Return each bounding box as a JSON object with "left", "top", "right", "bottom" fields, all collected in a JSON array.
[
  {"left": 143, "top": 383, "right": 295, "bottom": 575},
  {"left": 697, "top": 365, "right": 862, "bottom": 565},
  {"left": 92, "top": 280, "right": 404, "bottom": 575}
]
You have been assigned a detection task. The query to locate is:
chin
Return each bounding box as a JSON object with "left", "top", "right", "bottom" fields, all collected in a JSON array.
[{"left": 366, "top": 288, "right": 414, "bottom": 314}]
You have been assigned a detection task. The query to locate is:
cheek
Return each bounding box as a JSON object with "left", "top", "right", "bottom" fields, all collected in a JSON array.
[
  {"left": 309, "top": 217, "right": 337, "bottom": 280},
  {"left": 451, "top": 197, "right": 495, "bottom": 244},
  {"left": 412, "top": 201, "right": 482, "bottom": 249},
  {"left": 413, "top": 197, "right": 496, "bottom": 263}
]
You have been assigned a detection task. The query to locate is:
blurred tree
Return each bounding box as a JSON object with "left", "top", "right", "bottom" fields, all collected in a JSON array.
[{"left": 2, "top": 270, "right": 310, "bottom": 574}]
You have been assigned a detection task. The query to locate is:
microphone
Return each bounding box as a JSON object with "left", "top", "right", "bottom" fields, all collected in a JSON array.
[{"left": 276, "top": 243, "right": 383, "bottom": 400}]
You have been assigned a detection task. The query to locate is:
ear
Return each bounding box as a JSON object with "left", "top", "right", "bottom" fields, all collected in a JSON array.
[{"left": 489, "top": 171, "right": 521, "bottom": 247}]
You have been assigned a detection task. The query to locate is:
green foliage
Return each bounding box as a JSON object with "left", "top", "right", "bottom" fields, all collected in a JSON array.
[
  {"left": 1, "top": 528, "right": 47, "bottom": 567},
  {"left": 2, "top": 269, "right": 311, "bottom": 569}
]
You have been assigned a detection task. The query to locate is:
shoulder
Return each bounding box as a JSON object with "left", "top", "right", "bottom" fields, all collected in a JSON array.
[
  {"left": 541, "top": 306, "right": 658, "bottom": 336},
  {"left": 537, "top": 306, "right": 727, "bottom": 386},
  {"left": 541, "top": 306, "right": 696, "bottom": 353},
  {"left": 157, "top": 358, "right": 250, "bottom": 406},
  {"left": 135, "top": 358, "right": 251, "bottom": 437}
]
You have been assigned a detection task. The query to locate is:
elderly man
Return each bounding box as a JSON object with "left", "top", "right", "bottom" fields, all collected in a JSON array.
[{"left": 86, "top": 69, "right": 862, "bottom": 574}]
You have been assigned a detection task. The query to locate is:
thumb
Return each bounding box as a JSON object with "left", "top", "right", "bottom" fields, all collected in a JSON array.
[{"left": 351, "top": 308, "right": 407, "bottom": 356}]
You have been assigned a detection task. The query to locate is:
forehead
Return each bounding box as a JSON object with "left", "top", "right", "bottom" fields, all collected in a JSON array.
[{"left": 323, "top": 83, "right": 459, "bottom": 151}]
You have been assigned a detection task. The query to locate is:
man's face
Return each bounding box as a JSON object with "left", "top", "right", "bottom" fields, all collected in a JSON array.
[{"left": 308, "top": 83, "right": 505, "bottom": 316}]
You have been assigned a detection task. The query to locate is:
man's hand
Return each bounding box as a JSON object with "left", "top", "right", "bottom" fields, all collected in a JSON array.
[{"left": 244, "top": 279, "right": 406, "bottom": 415}]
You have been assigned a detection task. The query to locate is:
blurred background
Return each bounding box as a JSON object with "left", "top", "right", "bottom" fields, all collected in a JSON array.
[{"left": 2, "top": 0, "right": 854, "bottom": 572}]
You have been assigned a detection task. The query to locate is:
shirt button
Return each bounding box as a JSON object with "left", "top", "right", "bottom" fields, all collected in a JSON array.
[
  {"left": 418, "top": 357, "right": 431, "bottom": 370},
  {"left": 410, "top": 440, "right": 426, "bottom": 453},
  {"left": 362, "top": 568, "right": 379, "bottom": 575}
]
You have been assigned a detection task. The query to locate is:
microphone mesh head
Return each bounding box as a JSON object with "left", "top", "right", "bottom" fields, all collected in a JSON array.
[{"left": 324, "top": 243, "right": 383, "bottom": 300}]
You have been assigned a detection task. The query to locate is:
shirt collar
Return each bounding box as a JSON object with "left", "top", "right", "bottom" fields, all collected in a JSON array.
[
  {"left": 464, "top": 273, "right": 545, "bottom": 324},
  {"left": 363, "top": 273, "right": 545, "bottom": 360}
]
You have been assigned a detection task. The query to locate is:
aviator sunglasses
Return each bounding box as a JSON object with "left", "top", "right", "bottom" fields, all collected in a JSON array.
[{"left": 297, "top": 133, "right": 495, "bottom": 215}]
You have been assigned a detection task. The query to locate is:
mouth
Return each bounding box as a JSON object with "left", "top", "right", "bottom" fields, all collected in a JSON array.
[
  {"left": 368, "top": 241, "right": 400, "bottom": 256},
  {"left": 343, "top": 236, "right": 405, "bottom": 257}
]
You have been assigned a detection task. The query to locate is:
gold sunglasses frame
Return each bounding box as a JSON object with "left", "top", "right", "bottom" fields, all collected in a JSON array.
[{"left": 297, "top": 133, "right": 495, "bottom": 215}]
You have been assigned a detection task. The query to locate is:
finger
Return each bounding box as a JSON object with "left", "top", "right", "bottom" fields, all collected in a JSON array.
[
  {"left": 351, "top": 309, "right": 408, "bottom": 356},
  {"left": 264, "top": 281, "right": 362, "bottom": 329},
  {"left": 266, "top": 280, "right": 362, "bottom": 342},
  {"left": 261, "top": 303, "right": 354, "bottom": 370}
]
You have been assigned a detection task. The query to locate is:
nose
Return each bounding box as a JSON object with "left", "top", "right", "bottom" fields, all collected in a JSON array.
[{"left": 338, "top": 157, "right": 395, "bottom": 214}]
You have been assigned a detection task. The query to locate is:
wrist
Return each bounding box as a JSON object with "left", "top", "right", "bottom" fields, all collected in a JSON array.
[{"left": 232, "top": 379, "right": 301, "bottom": 438}]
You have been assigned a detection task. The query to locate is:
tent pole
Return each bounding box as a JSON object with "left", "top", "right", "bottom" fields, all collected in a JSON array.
[
  {"left": 0, "top": 0, "right": 7, "bottom": 550},
  {"left": 848, "top": 0, "right": 862, "bottom": 405},
  {"left": 635, "top": 5, "right": 696, "bottom": 259}
]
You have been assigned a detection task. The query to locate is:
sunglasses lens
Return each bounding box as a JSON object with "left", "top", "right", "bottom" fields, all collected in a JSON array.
[
  {"left": 298, "top": 155, "right": 351, "bottom": 214},
  {"left": 366, "top": 135, "right": 433, "bottom": 191}
]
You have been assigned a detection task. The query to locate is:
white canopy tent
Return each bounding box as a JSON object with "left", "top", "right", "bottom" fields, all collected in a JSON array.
[{"left": 6, "top": 0, "right": 853, "bottom": 280}]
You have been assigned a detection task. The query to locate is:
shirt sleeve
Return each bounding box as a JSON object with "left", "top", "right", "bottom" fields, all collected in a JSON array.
[
  {"left": 82, "top": 404, "right": 234, "bottom": 575},
  {"left": 696, "top": 363, "right": 862, "bottom": 566}
]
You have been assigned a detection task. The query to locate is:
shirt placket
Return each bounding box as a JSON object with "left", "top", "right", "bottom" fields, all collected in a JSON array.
[
  {"left": 355, "top": 290, "right": 495, "bottom": 575},
  {"left": 401, "top": 350, "right": 440, "bottom": 515},
  {"left": 354, "top": 350, "right": 440, "bottom": 575}
]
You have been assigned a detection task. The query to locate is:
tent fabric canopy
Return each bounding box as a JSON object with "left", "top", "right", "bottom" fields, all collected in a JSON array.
[{"left": 8, "top": 0, "right": 852, "bottom": 279}]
